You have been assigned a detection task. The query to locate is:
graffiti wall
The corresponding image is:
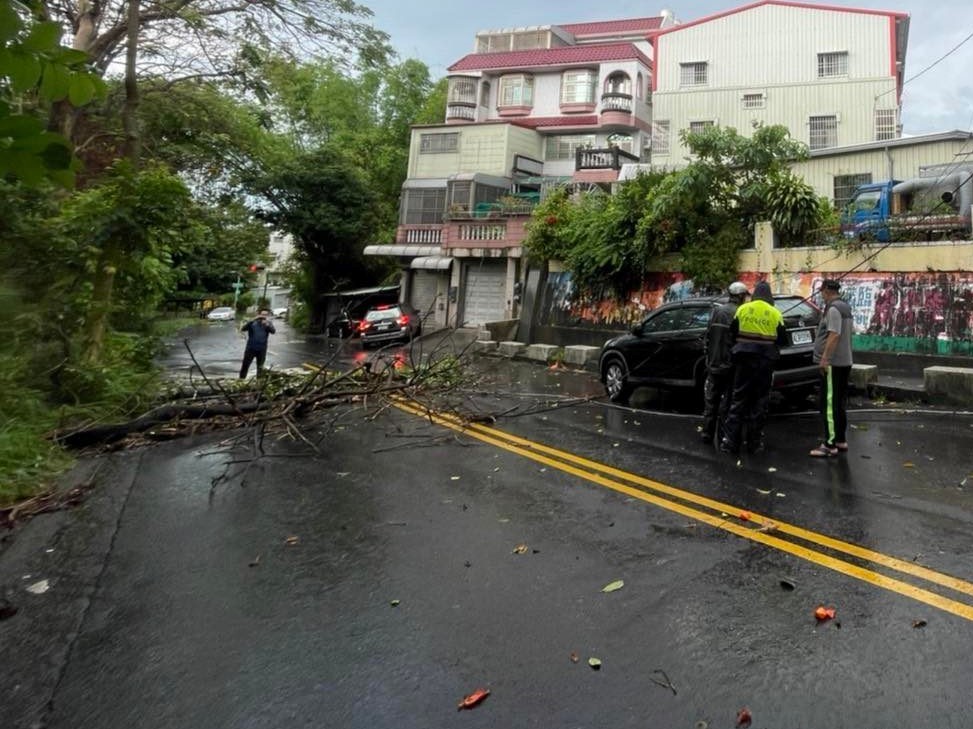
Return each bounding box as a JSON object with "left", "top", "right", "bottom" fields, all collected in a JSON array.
[{"left": 538, "top": 271, "right": 973, "bottom": 354}]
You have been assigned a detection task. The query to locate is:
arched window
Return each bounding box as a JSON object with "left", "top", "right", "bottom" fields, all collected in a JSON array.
[{"left": 604, "top": 72, "right": 632, "bottom": 96}]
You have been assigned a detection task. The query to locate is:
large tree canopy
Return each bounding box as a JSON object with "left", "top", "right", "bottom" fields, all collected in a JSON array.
[
  {"left": 524, "top": 124, "right": 826, "bottom": 293},
  {"left": 46, "top": 0, "right": 390, "bottom": 79}
]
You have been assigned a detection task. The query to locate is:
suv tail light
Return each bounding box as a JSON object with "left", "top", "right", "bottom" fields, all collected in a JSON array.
[
  {"left": 358, "top": 320, "right": 371, "bottom": 332},
  {"left": 397, "top": 315, "right": 409, "bottom": 326}
]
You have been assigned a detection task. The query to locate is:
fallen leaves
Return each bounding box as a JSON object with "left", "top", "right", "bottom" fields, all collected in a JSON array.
[
  {"left": 569, "top": 652, "right": 580, "bottom": 663},
  {"left": 814, "top": 605, "right": 837, "bottom": 622},
  {"left": 601, "top": 580, "right": 625, "bottom": 593},
  {"left": 25, "top": 579, "right": 50, "bottom": 595},
  {"left": 736, "top": 707, "right": 752, "bottom": 727},
  {"left": 588, "top": 657, "right": 602, "bottom": 670},
  {"left": 457, "top": 688, "right": 490, "bottom": 711},
  {"left": 284, "top": 535, "right": 300, "bottom": 546},
  {"left": 512, "top": 543, "right": 529, "bottom": 555},
  {"left": 912, "top": 619, "right": 927, "bottom": 629}
]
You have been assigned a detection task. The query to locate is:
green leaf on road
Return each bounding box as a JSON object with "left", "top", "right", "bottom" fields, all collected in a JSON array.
[
  {"left": 602, "top": 580, "right": 624, "bottom": 593},
  {"left": 588, "top": 657, "right": 602, "bottom": 669}
]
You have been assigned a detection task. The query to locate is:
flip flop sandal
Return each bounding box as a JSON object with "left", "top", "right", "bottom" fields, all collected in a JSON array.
[{"left": 809, "top": 445, "right": 838, "bottom": 457}]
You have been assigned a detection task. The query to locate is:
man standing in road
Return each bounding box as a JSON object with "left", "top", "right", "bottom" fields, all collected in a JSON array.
[
  {"left": 720, "top": 281, "right": 786, "bottom": 455},
  {"left": 809, "top": 279, "right": 854, "bottom": 457},
  {"left": 239, "top": 308, "right": 276, "bottom": 379},
  {"left": 699, "top": 281, "right": 749, "bottom": 445}
]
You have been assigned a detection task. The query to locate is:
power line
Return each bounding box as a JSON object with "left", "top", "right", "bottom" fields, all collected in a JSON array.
[{"left": 876, "top": 29, "right": 973, "bottom": 100}]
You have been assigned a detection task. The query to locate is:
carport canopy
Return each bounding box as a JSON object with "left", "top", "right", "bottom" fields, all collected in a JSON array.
[{"left": 410, "top": 256, "right": 453, "bottom": 270}]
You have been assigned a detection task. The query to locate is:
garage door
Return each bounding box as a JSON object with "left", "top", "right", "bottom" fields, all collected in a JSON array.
[
  {"left": 462, "top": 260, "right": 507, "bottom": 326},
  {"left": 410, "top": 270, "right": 441, "bottom": 327}
]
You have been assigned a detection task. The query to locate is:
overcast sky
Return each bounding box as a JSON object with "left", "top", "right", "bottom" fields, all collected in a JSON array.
[{"left": 362, "top": 0, "right": 973, "bottom": 136}]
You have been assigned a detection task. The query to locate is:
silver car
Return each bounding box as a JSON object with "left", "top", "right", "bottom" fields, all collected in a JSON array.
[{"left": 206, "top": 306, "right": 236, "bottom": 321}]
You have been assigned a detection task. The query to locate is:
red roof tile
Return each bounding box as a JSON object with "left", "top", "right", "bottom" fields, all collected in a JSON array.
[
  {"left": 449, "top": 43, "right": 652, "bottom": 73},
  {"left": 507, "top": 115, "right": 600, "bottom": 129},
  {"left": 557, "top": 17, "right": 663, "bottom": 37}
]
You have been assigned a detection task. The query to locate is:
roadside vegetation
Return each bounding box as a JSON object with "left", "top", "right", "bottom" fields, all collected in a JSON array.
[
  {"left": 524, "top": 125, "right": 835, "bottom": 295},
  {"left": 0, "top": 0, "right": 445, "bottom": 506}
]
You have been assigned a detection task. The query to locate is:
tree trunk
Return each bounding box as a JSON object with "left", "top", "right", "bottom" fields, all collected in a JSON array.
[
  {"left": 121, "top": 0, "right": 140, "bottom": 161},
  {"left": 81, "top": 240, "right": 120, "bottom": 364},
  {"left": 82, "top": 0, "right": 140, "bottom": 364}
]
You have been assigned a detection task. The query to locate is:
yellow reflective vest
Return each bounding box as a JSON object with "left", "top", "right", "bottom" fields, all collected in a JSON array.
[{"left": 733, "top": 299, "right": 784, "bottom": 343}]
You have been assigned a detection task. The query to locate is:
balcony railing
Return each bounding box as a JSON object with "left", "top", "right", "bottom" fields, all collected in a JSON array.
[
  {"left": 600, "top": 92, "right": 633, "bottom": 113},
  {"left": 444, "top": 201, "right": 537, "bottom": 220},
  {"left": 401, "top": 226, "right": 443, "bottom": 244},
  {"left": 575, "top": 147, "right": 641, "bottom": 171},
  {"left": 456, "top": 222, "right": 507, "bottom": 241},
  {"left": 445, "top": 104, "right": 476, "bottom": 122}
]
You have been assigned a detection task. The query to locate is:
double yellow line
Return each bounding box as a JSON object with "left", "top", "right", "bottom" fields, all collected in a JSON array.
[{"left": 392, "top": 396, "right": 973, "bottom": 622}]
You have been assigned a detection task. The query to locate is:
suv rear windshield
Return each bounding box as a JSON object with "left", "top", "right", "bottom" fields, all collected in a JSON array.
[
  {"left": 773, "top": 297, "right": 819, "bottom": 321},
  {"left": 365, "top": 307, "right": 402, "bottom": 321}
]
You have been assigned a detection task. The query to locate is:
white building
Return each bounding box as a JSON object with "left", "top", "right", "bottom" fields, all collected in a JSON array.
[
  {"left": 648, "top": 1, "right": 909, "bottom": 163},
  {"left": 366, "top": 1, "right": 923, "bottom": 329}
]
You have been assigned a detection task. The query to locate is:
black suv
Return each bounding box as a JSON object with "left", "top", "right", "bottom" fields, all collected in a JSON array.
[
  {"left": 599, "top": 295, "right": 821, "bottom": 404},
  {"left": 360, "top": 303, "right": 423, "bottom": 348}
]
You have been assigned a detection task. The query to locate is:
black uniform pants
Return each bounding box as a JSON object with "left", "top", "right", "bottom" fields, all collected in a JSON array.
[
  {"left": 721, "top": 353, "right": 774, "bottom": 449},
  {"left": 240, "top": 347, "right": 267, "bottom": 379},
  {"left": 701, "top": 369, "right": 734, "bottom": 442}
]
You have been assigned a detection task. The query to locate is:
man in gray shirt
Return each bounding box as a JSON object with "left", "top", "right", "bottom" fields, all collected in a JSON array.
[{"left": 809, "top": 279, "right": 854, "bottom": 457}]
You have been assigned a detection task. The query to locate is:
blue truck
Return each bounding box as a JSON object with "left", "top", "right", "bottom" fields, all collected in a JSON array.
[{"left": 840, "top": 166, "right": 973, "bottom": 242}]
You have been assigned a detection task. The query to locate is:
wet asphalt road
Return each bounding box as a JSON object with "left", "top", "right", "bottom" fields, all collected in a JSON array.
[{"left": 3, "top": 323, "right": 973, "bottom": 729}]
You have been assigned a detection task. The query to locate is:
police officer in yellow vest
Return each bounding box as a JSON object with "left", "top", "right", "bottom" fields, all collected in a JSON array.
[{"left": 719, "top": 281, "right": 786, "bottom": 455}]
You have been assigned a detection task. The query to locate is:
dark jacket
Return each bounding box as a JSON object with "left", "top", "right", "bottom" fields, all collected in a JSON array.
[
  {"left": 241, "top": 317, "right": 275, "bottom": 351},
  {"left": 704, "top": 301, "right": 739, "bottom": 375}
]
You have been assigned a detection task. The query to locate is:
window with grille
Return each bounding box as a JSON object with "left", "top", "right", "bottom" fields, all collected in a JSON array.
[
  {"left": 401, "top": 188, "right": 447, "bottom": 224},
  {"left": 808, "top": 115, "right": 837, "bottom": 150},
  {"left": 544, "top": 134, "right": 596, "bottom": 161},
  {"left": 447, "top": 77, "right": 477, "bottom": 105},
  {"left": 817, "top": 52, "right": 848, "bottom": 78},
  {"left": 561, "top": 70, "right": 597, "bottom": 104},
  {"left": 833, "top": 173, "right": 872, "bottom": 210},
  {"left": 419, "top": 132, "right": 459, "bottom": 154},
  {"left": 742, "top": 93, "right": 765, "bottom": 109},
  {"left": 680, "top": 62, "right": 708, "bottom": 86},
  {"left": 874, "top": 108, "right": 898, "bottom": 140},
  {"left": 652, "top": 121, "right": 670, "bottom": 156},
  {"left": 480, "top": 81, "right": 491, "bottom": 107},
  {"left": 499, "top": 74, "right": 534, "bottom": 107},
  {"left": 689, "top": 120, "right": 714, "bottom": 134},
  {"left": 512, "top": 30, "right": 548, "bottom": 50},
  {"left": 476, "top": 33, "right": 510, "bottom": 53}
]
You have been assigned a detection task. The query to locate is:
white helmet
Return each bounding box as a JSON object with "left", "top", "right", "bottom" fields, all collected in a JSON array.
[{"left": 728, "top": 281, "right": 748, "bottom": 296}]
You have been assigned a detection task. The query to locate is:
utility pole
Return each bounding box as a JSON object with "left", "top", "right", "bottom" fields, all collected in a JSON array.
[{"left": 232, "top": 273, "right": 243, "bottom": 310}]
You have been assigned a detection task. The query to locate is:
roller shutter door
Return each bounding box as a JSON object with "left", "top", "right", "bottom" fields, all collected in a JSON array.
[
  {"left": 462, "top": 261, "right": 507, "bottom": 326},
  {"left": 410, "top": 270, "right": 441, "bottom": 327}
]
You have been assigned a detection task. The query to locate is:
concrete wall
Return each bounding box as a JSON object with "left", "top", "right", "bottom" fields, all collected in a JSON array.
[
  {"left": 530, "top": 224, "right": 973, "bottom": 355},
  {"left": 652, "top": 3, "right": 898, "bottom": 161}
]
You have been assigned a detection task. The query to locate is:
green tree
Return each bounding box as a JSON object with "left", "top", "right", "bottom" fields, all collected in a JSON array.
[
  {"left": 52, "top": 160, "right": 201, "bottom": 361},
  {"left": 253, "top": 149, "right": 383, "bottom": 330},
  {"left": 0, "top": 0, "right": 106, "bottom": 186}
]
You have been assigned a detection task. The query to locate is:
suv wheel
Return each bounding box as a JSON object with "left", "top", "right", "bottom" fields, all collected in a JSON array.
[{"left": 602, "top": 357, "right": 632, "bottom": 403}]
